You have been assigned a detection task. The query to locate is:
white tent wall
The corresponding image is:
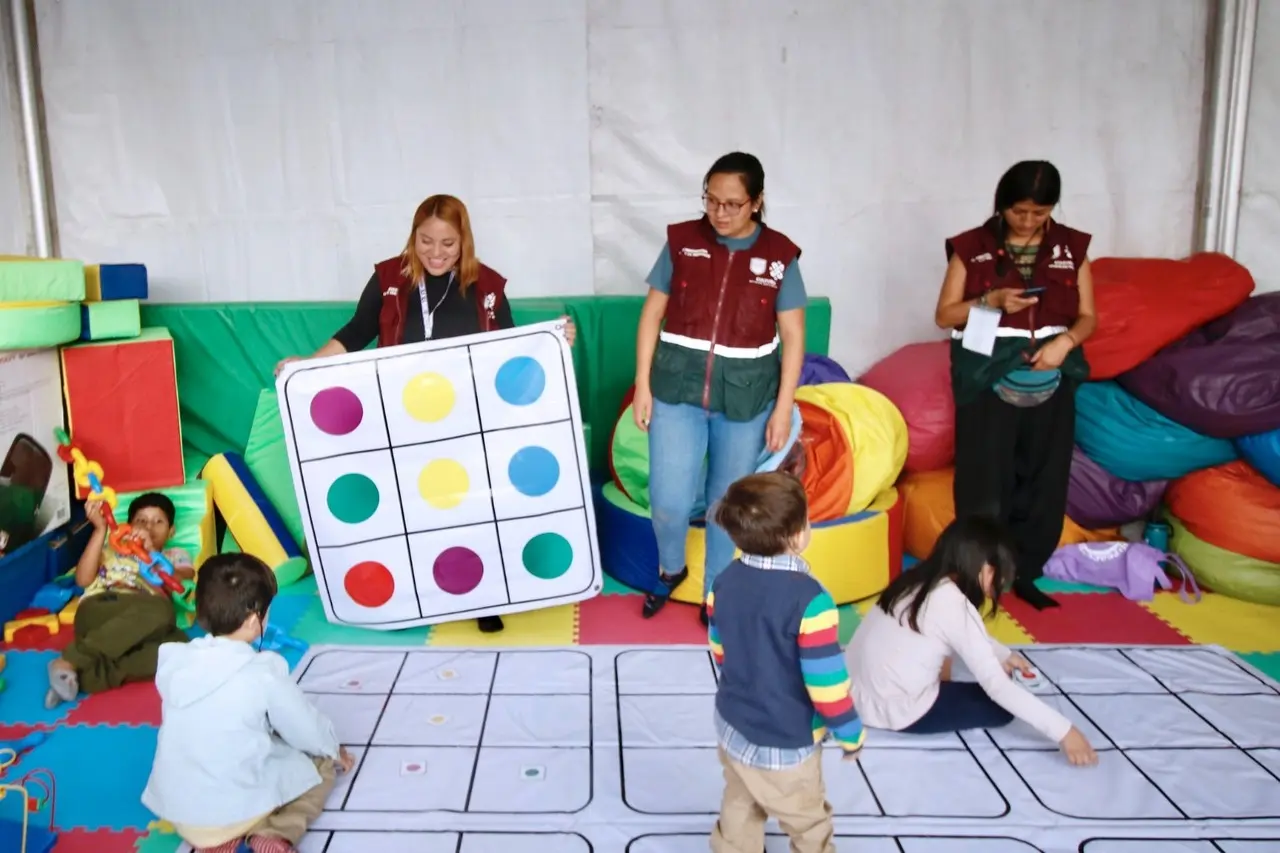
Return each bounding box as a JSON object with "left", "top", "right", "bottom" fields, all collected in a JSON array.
[
  {"left": 1237, "top": 0, "right": 1279, "bottom": 294},
  {"left": 31, "top": 0, "right": 1208, "bottom": 373}
]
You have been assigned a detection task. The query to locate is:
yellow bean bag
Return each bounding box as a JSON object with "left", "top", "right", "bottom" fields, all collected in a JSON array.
[{"left": 795, "top": 383, "right": 908, "bottom": 515}]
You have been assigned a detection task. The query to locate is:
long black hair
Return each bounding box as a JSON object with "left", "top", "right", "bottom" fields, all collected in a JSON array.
[
  {"left": 876, "top": 516, "right": 1018, "bottom": 633},
  {"left": 704, "top": 152, "right": 766, "bottom": 222},
  {"left": 990, "top": 160, "right": 1061, "bottom": 277}
]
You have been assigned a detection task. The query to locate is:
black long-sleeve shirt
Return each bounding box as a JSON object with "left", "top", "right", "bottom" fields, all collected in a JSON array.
[{"left": 333, "top": 271, "right": 516, "bottom": 352}]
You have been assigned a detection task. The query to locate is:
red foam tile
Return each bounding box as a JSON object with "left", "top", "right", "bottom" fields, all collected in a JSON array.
[
  {"left": 0, "top": 722, "right": 43, "bottom": 740},
  {"left": 577, "top": 595, "right": 710, "bottom": 645},
  {"left": 3, "top": 623, "right": 72, "bottom": 652},
  {"left": 1002, "top": 592, "right": 1190, "bottom": 645},
  {"left": 52, "top": 827, "right": 144, "bottom": 853},
  {"left": 64, "top": 680, "right": 161, "bottom": 727}
]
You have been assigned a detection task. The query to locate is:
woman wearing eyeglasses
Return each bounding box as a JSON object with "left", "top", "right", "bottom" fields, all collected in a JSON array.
[{"left": 631, "top": 152, "right": 807, "bottom": 623}]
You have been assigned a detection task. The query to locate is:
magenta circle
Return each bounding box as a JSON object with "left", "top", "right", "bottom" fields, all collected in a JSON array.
[
  {"left": 433, "top": 546, "right": 484, "bottom": 595},
  {"left": 310, "top": 387, "right": 363, "bottom": 435}
]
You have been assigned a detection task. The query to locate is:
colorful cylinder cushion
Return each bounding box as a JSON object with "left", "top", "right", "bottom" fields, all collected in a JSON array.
[
  {"left": 857, "top": 340, "right": 953, "bottom": 474},
  {"left": 201, "top": 452, "right": 308, "bottom": 587},
  {"left": 1237, "top": 427, "right": 1280, "bottom": 487},
  {"left": 1066, "top": 444, "right": 1167, "bottom": 529},
  {"left": 1074, "top": 381, "right": 1237, "bottom": 481},
  {"left": 1169, "top": 516, "right": 1280, "bottom": 607},
  {"left": 794, "top": 383, "right": 907, "bottom": 514},
  {"left": 1083, "top": 253, "right": 1254, "bottom": 380},
  {"left": 0, "top": 302, "right": 81, "bottom": 350},
  {"left": 1165, "top": 460, "right": 1280, "bottom": 565},
  {"left": 1117, "top": 293, "right": 1280, "bottom": 439}
]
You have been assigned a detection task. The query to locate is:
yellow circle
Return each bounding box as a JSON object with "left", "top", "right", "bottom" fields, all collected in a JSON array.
[
  {"left": 419, "top": 459, "right": 470, "bottom": 509},
  {"left": 402, "top": 372, "right": 455, "bottom": 423}
]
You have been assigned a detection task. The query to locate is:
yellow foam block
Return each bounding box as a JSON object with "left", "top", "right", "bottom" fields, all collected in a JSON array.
[
  {"left": 4, "top": 612, "right": 60, "bottom": 643},
  {"left": 427, "top": 605, "right": 578, "bottom": 647},
  {"left": 59, "top": 596, "right": 81, "bottom": 625},
  {"left": 1143, "top": 592, "right": 1280, "bottom": 653}
]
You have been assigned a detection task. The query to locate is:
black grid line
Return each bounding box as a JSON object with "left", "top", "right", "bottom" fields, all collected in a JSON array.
[
  {"left": 304, "top": 830, "right": 594, "bottom": 853},
  {"left": 624, "top": 834, "right": 1044, "bottom": 852},
  {"left": 1078, "top": 839, "right": 1280, "bottom": 852}
]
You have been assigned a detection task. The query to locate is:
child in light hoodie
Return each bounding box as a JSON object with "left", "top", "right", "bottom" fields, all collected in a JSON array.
[{"left": 142, "top": 554, "right": 353, "bottom": 853}]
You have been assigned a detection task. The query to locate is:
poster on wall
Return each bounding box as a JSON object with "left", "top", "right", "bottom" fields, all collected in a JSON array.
[
  {"left": 276, "top": 320, "right": 602, "bottom": 629},
  {"left": 0, "top": 349, "right": 70, "bottom": 556}
]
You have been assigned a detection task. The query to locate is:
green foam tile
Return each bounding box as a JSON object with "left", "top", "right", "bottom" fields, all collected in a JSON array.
[
  {"left": 602, "top": 573, "right": 643, "bottom": 595},
  {"left": 1239, "top": 652, "right": 1280, "bottom": 683},
  {"left": 1035, "top": 577, "right": 1113, "bottom": 594},
  {"left": 134, "top": 829, "right": 182, "bottom": 853},
  {"left": 291, "top": 595, "right": 431, "bottom": 646},
  {"left": 837, "top": 604, "right": 862, "bottom": 647}
]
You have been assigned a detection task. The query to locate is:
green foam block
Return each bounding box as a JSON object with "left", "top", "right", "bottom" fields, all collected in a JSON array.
[
  {"left": 80, "top": 299, "right": 142, "bottom": 341},
  {"left": 0, "top": 301, "right": 81, "bottom": 350},
  {"left": 242, "top": 390, "right": 307, "bottom": 557},
  {"left": 0, "top": 256, "right": 86, "bottom": 301}
]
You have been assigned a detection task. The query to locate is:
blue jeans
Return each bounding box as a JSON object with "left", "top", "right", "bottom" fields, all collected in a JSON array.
[
  {"left": 902, "top": 681, "right": 1014, "bottom": 734},
  {"left": 648, "top": 400, "right": 769, "bottom": 598}
]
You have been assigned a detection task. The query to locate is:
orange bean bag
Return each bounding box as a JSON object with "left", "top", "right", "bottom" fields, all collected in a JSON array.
[
  {"left": 899, "top": 468, "right": 1123, "bottom": 560},
  {"left": 1085, "top": 253, "right": 1254, "bottom": 381},
  {"left": 1166, "top": 460, "right": 1280, "bottom": 564},
  {"left": 796, "top": 399, "right": 854, "bottom": 523}
]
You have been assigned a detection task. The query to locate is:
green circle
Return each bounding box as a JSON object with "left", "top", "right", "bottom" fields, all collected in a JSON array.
[
  {"left": 327, "top": 473, "right": 379, "bottom": 524},
  {"left": 522, "top": 532, "right": 573, "bottom": 580}
]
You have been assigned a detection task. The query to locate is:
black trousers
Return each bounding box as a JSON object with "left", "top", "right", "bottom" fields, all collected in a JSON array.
[{"left": 953, "top": 382, "right": 1076, "bottom": 600}]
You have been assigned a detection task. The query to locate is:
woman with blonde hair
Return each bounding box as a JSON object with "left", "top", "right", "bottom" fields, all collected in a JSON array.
[{"left": 278, "top": 194, "right": 575, "bottom": 634}]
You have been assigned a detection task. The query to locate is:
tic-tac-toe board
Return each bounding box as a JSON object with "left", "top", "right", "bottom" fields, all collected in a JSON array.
[
  {"left": 277, "top": 321, "right": 601, "bottom": 628},
  {"left": 283, "top": 644, "right": 1280, "bottom": 853}
]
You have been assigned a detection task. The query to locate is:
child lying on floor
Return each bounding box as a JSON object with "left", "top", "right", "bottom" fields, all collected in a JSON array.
[
  {"left": 143, "top": 553, "right": 354, "bottom": 853},
  {"left": 845, "top": 517, "right": 1098, "bottom": 766},
  {"left": 46, "top": 493, "right": 193, "bottom": 708}
]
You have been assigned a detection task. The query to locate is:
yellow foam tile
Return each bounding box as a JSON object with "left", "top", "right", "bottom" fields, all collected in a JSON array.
[
  {"left": 427, "top": 604, "right": 579, "bottom": 647},
  {"left": 850, "top": 598, "right": 1033, "bottom": 645},
  {"left": 1143, "top": 592, "right": 1280, "bottom": 653}
]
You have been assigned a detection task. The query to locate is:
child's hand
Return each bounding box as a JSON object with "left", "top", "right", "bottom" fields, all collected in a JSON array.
[
  {"left": 337, "top": 747, "right": 355, "bottom": 773},
  {"left": 1003, "top": 653, "right": 1034, "bottom": 678},
  {"left": 131, "top": 527, "right": 155, "bottom": 552},
  {"left": 86, "top": 500, "right": 107, "bottom": 530},
  {"left": 1059, "top": 726, "right": 1098, "bottom": 767}
]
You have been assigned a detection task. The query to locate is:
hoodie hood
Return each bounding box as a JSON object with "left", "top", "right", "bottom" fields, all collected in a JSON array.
[{"left": 156, "top": 635, "right": 259, "bottom": 708}]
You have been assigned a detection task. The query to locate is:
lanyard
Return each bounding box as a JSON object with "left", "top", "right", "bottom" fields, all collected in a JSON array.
[{"left": 417, "top": 273, "right": 453, "bottom": 339}]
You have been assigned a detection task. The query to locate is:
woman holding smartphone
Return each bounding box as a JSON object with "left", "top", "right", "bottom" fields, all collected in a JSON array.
[{"left": 932, "top": 161, "right": 1097, "bottom": 610}]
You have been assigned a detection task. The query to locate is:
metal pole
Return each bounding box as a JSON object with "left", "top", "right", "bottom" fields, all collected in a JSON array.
[
  {"left": 9, "top": 0, "right": 53, "bottom": 257},
  {"left": 1194, "top": 0, "right": 1232, "bottom": 253},
  {"left": 1219, "top": 0, "right": 1258, "bottom": 257}
]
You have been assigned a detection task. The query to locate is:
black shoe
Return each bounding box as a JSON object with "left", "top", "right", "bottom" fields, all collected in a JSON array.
[
  {"left": 477, "top": 615, "right": 505, "bottom": 633},
  {"left": 699, "top": 604, "right": 709, "bottom": 627},
  {"left": 1013, "top": 577, "right": 1059, "bottom": 611},
  {"left": 642, "top": 567, "right": 689, "bottom": 618}
]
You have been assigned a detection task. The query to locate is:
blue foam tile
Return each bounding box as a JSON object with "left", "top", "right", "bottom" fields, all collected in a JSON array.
[
  {"left": 265, "top": 592, "right": 312, "bottom": 636},
  {"left": 97, "top": 264, "right": 148, "bottom": 300},
  {"left": 0, "top": 820, "right": 55, "bottom": 852},
  {"left": 26, "top": 723, "right": 158, "bottom": 831},
  {"left": 0, "top": 651, "right": 80, "bottom": 726}
]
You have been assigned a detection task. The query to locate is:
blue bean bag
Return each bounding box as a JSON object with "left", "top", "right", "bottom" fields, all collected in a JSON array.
[
  {"left": 1237, "top": 428, "right": 1280, "bottom": 487},
  {"left": 800, "top": 353, "right": 851, "bottom": 386},
  {"left": 1075, "top": 381, "right": 1237, "bottom": 482}
]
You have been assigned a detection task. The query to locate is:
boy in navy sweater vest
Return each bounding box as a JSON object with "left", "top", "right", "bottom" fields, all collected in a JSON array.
[{"left": 706, "top": 472, "right": 865, "bottom": 853}]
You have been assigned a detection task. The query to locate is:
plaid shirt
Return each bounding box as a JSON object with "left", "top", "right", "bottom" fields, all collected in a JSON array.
[{"left": 714, "top": 552, "right": 819, "bottom": 770}]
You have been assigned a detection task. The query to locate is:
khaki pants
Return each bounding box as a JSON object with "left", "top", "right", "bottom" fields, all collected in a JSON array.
[
  {"left": 710, "top": 747, "right": 835, "bottom": 853},
  {"left": 178, "top": 757, "right": 338, "bottom": 849}
]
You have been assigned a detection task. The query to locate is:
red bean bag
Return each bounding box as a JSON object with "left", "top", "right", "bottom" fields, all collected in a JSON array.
[
  {"left": 1084, "top": 253, "right": 1254, "bottom": 380},
  {"left": 1166, "top": 460, "right": 1280, "bottom": 564},
  {"left": 858, "top": 340, "right": 954, "bottom": 473}
]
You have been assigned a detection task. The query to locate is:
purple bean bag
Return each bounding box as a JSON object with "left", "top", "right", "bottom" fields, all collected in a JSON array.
[
  {"left": 1066, "top": 444, "right": 1169, "bottom": 529},
  {"left": 800, "top": 353, "right": 851, "bottom": 386},
  {"left": 1117, "top": 293, "right": 1280, "bottom": 438}
]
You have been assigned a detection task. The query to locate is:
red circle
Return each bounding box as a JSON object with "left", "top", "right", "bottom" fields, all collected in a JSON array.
[{"left": 344, "top": 561, "right": 395, "bottom": 608}]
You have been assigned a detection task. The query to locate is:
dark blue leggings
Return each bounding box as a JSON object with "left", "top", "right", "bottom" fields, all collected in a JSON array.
[{"left": 901, "top": 681, "right": 1014, "bottom": 734}]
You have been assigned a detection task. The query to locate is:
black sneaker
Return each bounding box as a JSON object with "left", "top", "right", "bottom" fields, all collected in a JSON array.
[
  {"left": 477, "top": 615, "right": 505, "bottom": 633},
  {"left": 1013, "top": 577, "right": 1059, "bottom": 611},
  {"left": 699, "top": 604, "right": 709, "bottom": 627},
  {"left": 642, "top": 567, "right": 689, "bottom": 618}
]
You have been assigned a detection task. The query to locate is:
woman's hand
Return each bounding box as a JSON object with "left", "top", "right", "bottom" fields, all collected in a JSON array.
[
  {"left": 1028, "top": 335, "right": 1073, "bottom": 371},
  {"left": 559, "top": 316, "right": 577, "bottom": 346},
  {"left": 632, "top": 385, "right": 653, "bottom": 432},
  {"left": 274, "top": 356, "right": 302, "bottom": 377},
  {"left": 1059, "top": 726, "right": 1099, "bottom": 767},
  {"left": 765, "top": 405, "right": 792, "bottom": 454},
  {"left": 988, "top": 288, "right": 1038, "bottom": 314}
]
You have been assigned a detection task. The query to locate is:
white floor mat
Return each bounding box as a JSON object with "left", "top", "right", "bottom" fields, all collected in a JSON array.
[{"left": 197, "top": 644, "right": 1280, "bottom": 852}]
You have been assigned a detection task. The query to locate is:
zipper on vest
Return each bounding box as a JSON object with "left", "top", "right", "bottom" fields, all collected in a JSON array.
[{"left": 703, "top": 250, "right": 735, "bottom": 409}]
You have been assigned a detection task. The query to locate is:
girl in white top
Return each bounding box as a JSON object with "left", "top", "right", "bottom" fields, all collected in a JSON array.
[{"left": 845, "top": 517, "right": 1097, "bottom": 766}]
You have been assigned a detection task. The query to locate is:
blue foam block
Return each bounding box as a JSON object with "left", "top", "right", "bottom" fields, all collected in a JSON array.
[
  {"left": 96, "top": 264, "right": 148, "bottom": 300},
  {"left": 22, "top": 722, "right": 159, "bottom": 830},
  {"left": 0, "top": 652, "right": 80, "bottom": 725}
]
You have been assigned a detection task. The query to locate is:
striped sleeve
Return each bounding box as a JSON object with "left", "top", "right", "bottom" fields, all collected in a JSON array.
[
  {"left": 798, "top": 590, "right": 864, "bottom": 751},
  {"left": 707, "top": 590, "right": 724, "bottom": 667}
]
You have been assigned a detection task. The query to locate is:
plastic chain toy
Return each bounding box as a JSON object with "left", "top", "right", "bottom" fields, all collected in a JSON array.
[{"left": 52, "top": 428, "right": 195, "bottom": 617}]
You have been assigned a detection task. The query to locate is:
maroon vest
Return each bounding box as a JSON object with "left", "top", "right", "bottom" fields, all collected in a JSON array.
[
  {"left": 946, "top": 219, "right": 1091, "bottom": 330},
  {"left": 663, "top": 218, "right": 801, "bottom": 349},
  {"left": 373, "top": 257, "right": 507, "bottom": 348}
]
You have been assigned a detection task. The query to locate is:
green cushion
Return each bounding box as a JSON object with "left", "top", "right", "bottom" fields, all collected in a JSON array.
[
  {"left": 81, "top": 299, "right": 142, "bottom": 341},
  {"left": 0, "top": 257, "right": 86, "bottom": 301},
  {"left": 0, "top": 302, "right": 81, "bottom": 350},
  {"left": 242, "top": 390, "right": 306, "bottom": 556},
  {"left": 116, "top": 480, "right": 215, "bottom": 567}
]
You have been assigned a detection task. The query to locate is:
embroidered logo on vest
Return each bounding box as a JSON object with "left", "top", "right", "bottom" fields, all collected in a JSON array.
[
  {"left": 749, "top": 257, "right": 767, "bottom": 275},
  {"left": 769, "top": 261, "right": 785, "bottom": 281},
  {"left": 680, "top": 247, "right": 711, "bottom": 259},
  {"left": 1049, "top": 244, "right": 1076, "bottom": 270},
  {"left": 387, "top": 286, "right": 399, "bottom": 296},
  {"left": 971, "top": 252, "right": 993, "bottom": 263},
  {"left": 483, "top": 292, "right": 497, "bottom": 320}
]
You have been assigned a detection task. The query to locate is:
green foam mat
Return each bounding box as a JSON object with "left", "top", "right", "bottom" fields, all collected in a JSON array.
[
  {"left": 0, "top": 301, "right": 81, "bottom": 350},
  {"left": 243, "top": 390, "right": 306, "bottom": 554},
  {"left": 0, "top": 256, "right": 86, "bottom": 301},
  {"left": 116, "top": 480, "right": 214, "bottom": 565},
  {"left": 80, "top": 298, "right": 142, "bottom": 341}
]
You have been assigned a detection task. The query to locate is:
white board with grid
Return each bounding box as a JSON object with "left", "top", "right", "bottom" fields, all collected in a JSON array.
[{"left": 276, "top": 321, "right": 601, "bottom": 628}]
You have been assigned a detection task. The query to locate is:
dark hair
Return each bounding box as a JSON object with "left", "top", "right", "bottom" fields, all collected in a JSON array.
[
  {"left": 195, "top": 553, "right": 278, "bottom": 637},
  {"left": 712, "top": 472, "right": 807, "bottom": 557},
  {"left": 990, "top": 161, "right": 1059, "bottom": 277},
  {"left": 128, "top": 492, "right": 176, "bottom": 526},
  {"left": 704, "top": 152, "right": 766, "bottom": 222},
  {"left": 876, "top": 516, "right": 1017, "bottom": 633}
]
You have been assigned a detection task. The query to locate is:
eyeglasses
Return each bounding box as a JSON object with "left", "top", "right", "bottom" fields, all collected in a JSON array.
[{"left": 703, "top": 195, "right": 751, "bottom": 215}]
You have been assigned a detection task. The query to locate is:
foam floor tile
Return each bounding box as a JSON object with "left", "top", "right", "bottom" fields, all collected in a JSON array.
[
  {"left": 578, "top": 595, "right": 708, "bottom": 645},
  {"left": 0, "top": 651, "right": 81, "bottom": 725},
  {"left": 602, "top": 573, "right": 642, "bottom": 595},
  {"left": 28, "top": 723, "right": 158, "bottom": 831},
  {"left": 64, "top": 680, "right": 161, "bottom": 727},
  {"left": 428, "top": 604, "right": 578, "bottom": 647},
  {"left": 1144, "top": 592, "right": 1280, "bottom": 653},
  {"left": 4, "top": 620, "right": 73, "bottom": 652},
  {"left": 837, "top": 604, "right": 861, "bottom": 647},
  {"left": 1034, "top": 577, "right": 1113, "bottom": 594},
  {"left": 1239, "top": 652, "right": 1280, "bottom": 682},
  {"left": 289, "top": 597, "right": 431, "bottom": 647},
  {"left": 52, "top": 828, "right": 145, "bottom": 852},
  {"left": 1003, "top": 593, "right": 1189, "bottom": 646},
  {"left": 133, "top": 829, "right": 182, "bottom": 853}
]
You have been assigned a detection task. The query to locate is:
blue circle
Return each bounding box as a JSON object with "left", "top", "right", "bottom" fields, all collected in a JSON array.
[
  {"left": 508, "top": 446, "right": 560, "bottom": 497},
  {"left": 495, "top": 356, "right": 545, "bottom": 406}
]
